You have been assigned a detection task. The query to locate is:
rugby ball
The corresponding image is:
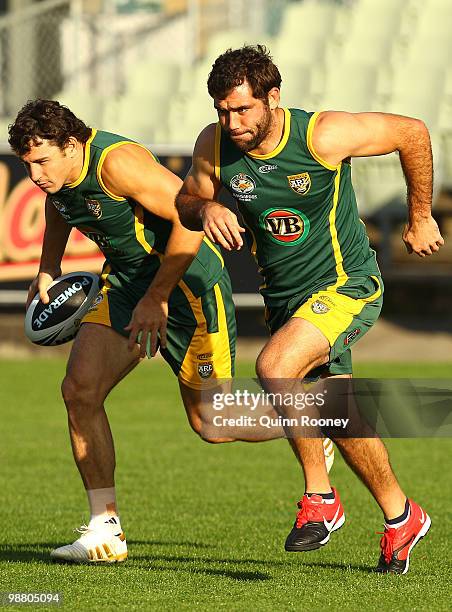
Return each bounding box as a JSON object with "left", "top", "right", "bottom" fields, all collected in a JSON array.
[{"left": 24, "top": 271, "right": 100, "bottom": 346}]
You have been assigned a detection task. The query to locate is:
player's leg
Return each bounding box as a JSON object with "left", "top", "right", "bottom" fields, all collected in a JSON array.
[
  {"left": 256, "top": 277, "right": 384, "bottom": 551},
  {"left": 161, "top": 271, "right": 241, "bottom": 442},
  {"left": 329, "top": 392, "right": 430, "bottom": 574},
  {"left": 62, "top": 322, "right": 140, "bottom": 490},
  {"left": 166, "top": 270, "right": 286, "bottom": 442},
  {"left": 52, "top": 278, "right": 142, "bottom": 563},
  {"left": 256, "top": 316, "right": 333, "bottom": 492}
]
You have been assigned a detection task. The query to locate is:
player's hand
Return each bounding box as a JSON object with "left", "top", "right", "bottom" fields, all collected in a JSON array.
[
  {"left": 26, "top": 268, "right": 61, "bottom": 310},
  {"left": 402, "top": 215, "right": 444, "bottom": 257},
  {"left": 125, "top": 294, "right": 168, "bottom": 358},
  {"left": 201, "top": 202, "right": 246, "bottom": 251}
]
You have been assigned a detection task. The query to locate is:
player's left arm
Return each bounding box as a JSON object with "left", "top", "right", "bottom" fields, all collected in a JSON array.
[
  {"left": 101, "top": 144, "right": 204, "bottom": 357},
  {"left": 312, "top": 111, "right": 444, "bottom": 256}
]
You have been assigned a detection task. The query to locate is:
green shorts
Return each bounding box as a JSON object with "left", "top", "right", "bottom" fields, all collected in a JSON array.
[
  {"left": 265, "top": 275, "right": 383, "bottom": 376},
  {"left": 82, "top": 267, "right": 236, "bottom": 389}
]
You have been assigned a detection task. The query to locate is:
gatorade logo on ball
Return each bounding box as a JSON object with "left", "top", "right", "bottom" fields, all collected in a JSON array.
[{"left": 259, "top": 208, "right": 310, "bottom": 246}]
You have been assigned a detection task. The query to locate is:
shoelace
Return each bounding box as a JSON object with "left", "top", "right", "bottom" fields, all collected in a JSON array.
[
  {"left": 377, "top": 527, "right": 396, "bottom": 564},
  {"left": 75, "top": 524, "right": 91, "bottom": 536},
  {"left": 295, "top": 498, "right": 322, "bottom": 528}
]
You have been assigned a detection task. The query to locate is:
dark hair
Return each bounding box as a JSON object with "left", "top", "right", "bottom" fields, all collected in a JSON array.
[
  {"left": 207, "top": 44, "right": 281, "bottom": 101},
  {"left": 8, "top": 99, "right": 92, "bottom": 155}
]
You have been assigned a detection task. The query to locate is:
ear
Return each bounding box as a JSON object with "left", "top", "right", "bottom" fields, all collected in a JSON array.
[
  {"left": 64, "top": 136, "right": 79, "bottom": 157},
  {"left": 268, "top": 87, "right": 280, "bottom": 111}
]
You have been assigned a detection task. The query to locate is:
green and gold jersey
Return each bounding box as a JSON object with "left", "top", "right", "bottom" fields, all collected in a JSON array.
[
  {"left": 217, "top": 108, "right": 380, "bottom": 305},
  {"left": 50, "top": 129, "right": 224, "bottom": 305}
]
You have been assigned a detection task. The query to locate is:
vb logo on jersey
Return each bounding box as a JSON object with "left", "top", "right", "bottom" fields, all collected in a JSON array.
[
  {"left": 287, "top": 172, "right": 311, "bottom": 195},
  {"left": 260, "top": 207, "right": 310, "bottom": 246}
]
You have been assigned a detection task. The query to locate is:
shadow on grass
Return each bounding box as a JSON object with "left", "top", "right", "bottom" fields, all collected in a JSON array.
[
  {"left": 0, "top": 544, "right": 375, "bottom": 576},
  {"left": 0, "top": 543, "right": 54, "bottom": 563},
  {"left": 137, "top": 563, "right": 272, "bottom": 581},
  {"left": 128, "top": 540, "right": 212, "bottom": 549},
  {"left": 0, "top": 544, "right": 271, "bottom": 581},
  {"left": 132, "top": 552, "right": 375, "bottom": 575}
]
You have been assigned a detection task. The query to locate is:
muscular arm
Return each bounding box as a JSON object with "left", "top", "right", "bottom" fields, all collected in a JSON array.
[
  {"left": 101, "top": 144, "right": 204, "bottom": 355},
  {"left": 26, "top": 197, "right": 72, "bottom": 308},
  {"left": 312, "top": 111, "right": 444, "bottom": 256},
  {"left": 176, "top": 124, "right": 245, "bottom": 250},
  {"left": 41, "top": 196, "right": 72, "bottom": 272}
]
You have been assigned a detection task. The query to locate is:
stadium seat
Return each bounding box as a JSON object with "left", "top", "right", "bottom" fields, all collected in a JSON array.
[
  {"left": 165, "top": 92, "right": 217, "bottom": 144},
  {"left": 205, "top": 29, "right": 255, "bottom": 60},
  {"left": 351, "top": 154, "right": 407, "bottom": 215},
  {"left": 383, "top": 64, "right": 446, "bottom": 131},
  {"left": 338, "top": 0, "right": 405, "bottom": 64},
  {"left": 56, "top": 91, "right": 106, "bottom": 126},
  {"left": 277, "top": 61, "right": 316, "bottom": 110},
  {"left": 315, "top": 63, "right": 379, "bottom": 113},
  {"left": 352, "top": 134, "right": 443, "bottom": 215},
  {"left": 126, "top": 60, "right": 181, "bottom": 96},
  {"left": 273, "top": 1, "right": 339, "bottom": 64}
]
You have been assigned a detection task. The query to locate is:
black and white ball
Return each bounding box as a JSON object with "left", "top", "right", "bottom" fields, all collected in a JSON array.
[{"left": 24, "top": 272, "right": 100, "bottom": 346}]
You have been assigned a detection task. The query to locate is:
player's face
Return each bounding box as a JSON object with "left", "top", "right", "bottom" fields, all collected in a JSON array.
[
  {"left": 214, "top": 81, "right": 277, "bottom": 153},
  {"left": 21, "top": 138, "right": 78, "bottom": 194}
]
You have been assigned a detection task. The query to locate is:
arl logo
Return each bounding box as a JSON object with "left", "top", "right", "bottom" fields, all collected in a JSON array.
[
  {"left": 198, "top": 362, "right": 213, "bottom": 379},
  {"left": 287, "top": 172, "right": 311, "bottom": 195},
  {"left": 85, "top": 198, "right": 102, "bottom": 219},
  {"left": 260, "top": 208, "right": 310, "bottom": 246}
]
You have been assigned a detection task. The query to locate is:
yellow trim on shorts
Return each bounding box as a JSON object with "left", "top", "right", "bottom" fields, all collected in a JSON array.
[
  {"left": 177, "top": 281, "right": 232, "bottom": 390},
  {"left": 82, "top": 265, "right": 112, "bottom": 327},
  {"left": 96, "top": 141, "right": 157, "bottom": 201},
  {"left": 292, "top": 276, "right": 382, "bottom": 347},
  {"left": 203, "top": 236, "right": 224, "bottom": 267},
  {"left": 306, "top": 112, "right": 339, "bottom": 171},
  {"left": 247, "top": 108, "right": 291, "bottom": 160},
  {"left": 67, "top": 129, "right": 97, "bottom": 188},
  {"left": 214, "top": 123, "right": 221, "bottom": 181}
]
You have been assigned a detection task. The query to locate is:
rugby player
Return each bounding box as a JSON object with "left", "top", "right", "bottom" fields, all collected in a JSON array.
[
  {"left": 175, "top": 46, "right": 444, "bottom": 574},
  {"left": 8, "top": 100, "right": 238, "bottom": 563}
]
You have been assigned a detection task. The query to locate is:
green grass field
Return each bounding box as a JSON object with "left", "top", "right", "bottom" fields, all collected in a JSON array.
[{"left": 0, "top": 359, "right": 451, "bottom": 610}]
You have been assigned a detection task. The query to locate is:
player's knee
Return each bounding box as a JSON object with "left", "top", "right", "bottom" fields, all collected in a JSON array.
[
  {"left": 61, "top": 375, "right": 100, "bottom": 413},
  {"left": 255, "top": 351, "right": 289, "bottom": 380},
  {"left": 186, "top": 408, "right": 232, "bottom": 443}
]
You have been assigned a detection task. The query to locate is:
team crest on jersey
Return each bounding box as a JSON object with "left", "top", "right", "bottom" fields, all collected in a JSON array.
[
  {"left": 50, "top": 197, "right": 70, "bottom": 220},
  {"left": 259, "top": 207, "right": 310, "bottom": 246},
  {"left": 230, "top": 173, "right": 257, "bottom": 201},
  {"left": 287, "top": 172, "right": 311, "bottom": 195},
  {"left": 198, "top": 362, "right": 213, "bottom": 379},
  {"left": 311, "top": 300, "right": 330, "bottom": 314},
  {"left": 85, "top": 198, "right": 102, "bottom": 219}
]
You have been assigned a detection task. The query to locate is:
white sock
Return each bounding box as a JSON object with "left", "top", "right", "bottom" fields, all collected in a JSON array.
[{"left": 86, "top": 487, "right": 121, "bottom": 529}]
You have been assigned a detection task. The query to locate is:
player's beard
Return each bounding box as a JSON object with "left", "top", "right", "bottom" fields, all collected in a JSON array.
[{"left": 227, "top": 104, "right": 273, "bottom": 153}]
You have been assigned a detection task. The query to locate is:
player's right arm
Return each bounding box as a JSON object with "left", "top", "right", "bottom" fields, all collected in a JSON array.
[
  {"left": 176, "top": 124, "right": 245, "bottom": 251},
  {"left": 26, "top": 197, "right": 72, "bottom": 309}
]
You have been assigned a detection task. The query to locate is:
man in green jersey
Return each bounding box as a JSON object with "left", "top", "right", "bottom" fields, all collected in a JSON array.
[
  {"left": 9, "top": 99, "right": 237, "bottom": 564},
  {"left": 176, "top": 46, "right": 444, "bottom": 574}
]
